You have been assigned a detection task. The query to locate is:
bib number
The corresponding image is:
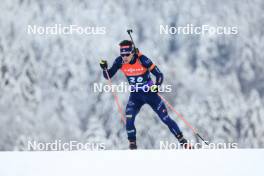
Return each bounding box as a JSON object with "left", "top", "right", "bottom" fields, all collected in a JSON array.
[{"left": 129, "top": 76, "right": 143, "bottom": 84}]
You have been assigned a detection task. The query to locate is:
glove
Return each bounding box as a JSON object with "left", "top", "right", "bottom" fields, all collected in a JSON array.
[
  {"left": 150, "top": 85, "right": 159, "bottom": 92},
  {"left": 100, "top": 60, "right": 108, "bottom": 70}
]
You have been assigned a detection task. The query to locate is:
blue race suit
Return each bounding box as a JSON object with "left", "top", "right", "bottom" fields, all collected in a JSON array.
[{"left": 103, "top": 52, "right": 182, "bottom": 141}]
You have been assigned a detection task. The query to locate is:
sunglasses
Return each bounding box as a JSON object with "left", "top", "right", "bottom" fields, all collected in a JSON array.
[{"left": 121, "top": 53, "right": 131, "bottom": 57}]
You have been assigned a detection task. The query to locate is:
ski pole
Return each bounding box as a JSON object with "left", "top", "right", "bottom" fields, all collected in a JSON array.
[
  {"left": 104, "top": 68, "right": 126, "bottom": 125},
  {"left": 157, "top": 93, "right": 209, "bottom": 145}
]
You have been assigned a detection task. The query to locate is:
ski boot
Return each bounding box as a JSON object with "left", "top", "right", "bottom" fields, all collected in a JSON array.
[
  {"left": 129, "top": 140, "right": 137, "bottom": 150},
  {"left": 176, "top": 133, "right": 193, "bottom": 149}
]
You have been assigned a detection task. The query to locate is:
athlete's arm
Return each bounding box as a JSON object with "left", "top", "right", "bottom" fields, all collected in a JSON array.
[
  {"left": 150, "top": 66, "right": 163, "bottom": 85},
  {"left": 140, "top": 55, "right": 164, "bottom": 85},
  {"left": 102, "top": 57, "right": 123, "bottom": 79}
]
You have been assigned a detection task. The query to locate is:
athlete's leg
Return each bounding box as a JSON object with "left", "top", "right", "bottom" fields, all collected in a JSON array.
[
  {"left": 125, "top": 93, "right": 144, "bottom": 149},
  {"left": 146, "top": 92, "right": 192, "bottom": 148},
  {"left": 146, "top": 92, "right": 183, "bottom": 137}
]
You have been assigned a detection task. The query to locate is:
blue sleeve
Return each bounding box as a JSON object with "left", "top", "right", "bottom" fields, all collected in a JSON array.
[
  {"left": 139, "top": 55, "right": 164, "bottom": 85},
  {"left": 151, "top": 66, "right": 163, "bottom": 85},
  {"left": 103, "top": 56, "right": 123, "bottom": 79},
  {"left": 139, "top": 55, "right": 153, "bottom": 68}
]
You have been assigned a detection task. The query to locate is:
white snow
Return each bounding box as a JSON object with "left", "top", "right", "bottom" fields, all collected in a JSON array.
[
  {"left": 0, "top": 150, "right": 263, "bottom": 176},
  {"left": 0, "top": 0, "right": 264, "bottom": 149}
]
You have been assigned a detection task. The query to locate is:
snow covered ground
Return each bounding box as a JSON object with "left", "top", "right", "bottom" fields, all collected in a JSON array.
[{"left": 0, "top": 150, "right": 263, "bottom": 176}]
